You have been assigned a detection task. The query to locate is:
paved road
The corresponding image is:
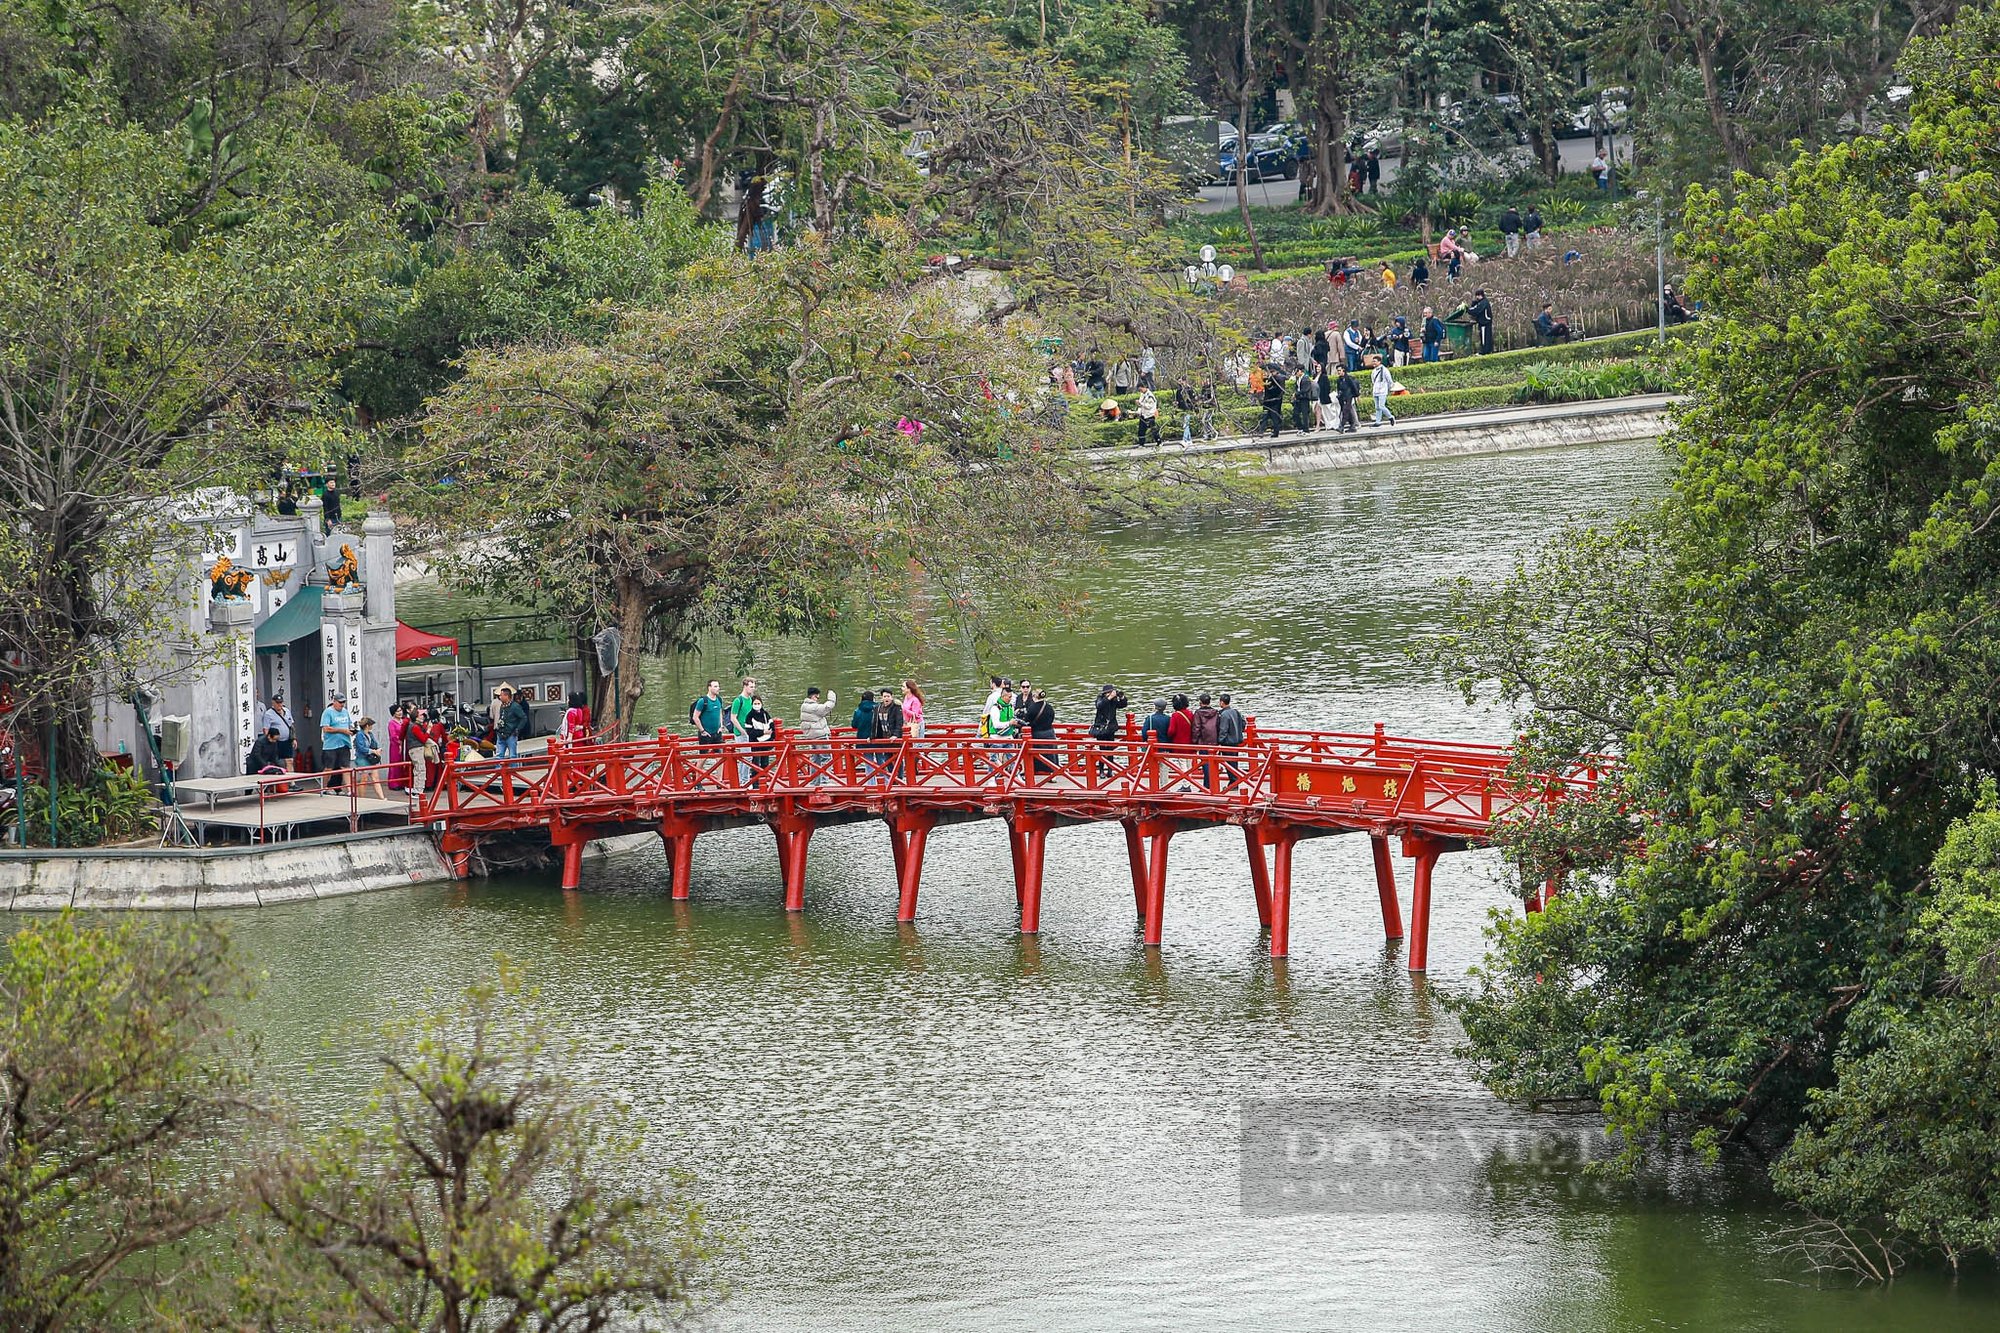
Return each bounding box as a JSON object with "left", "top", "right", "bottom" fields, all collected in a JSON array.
[{"left": 1189, "top": 135, "right": 1631, "bottom": 214}]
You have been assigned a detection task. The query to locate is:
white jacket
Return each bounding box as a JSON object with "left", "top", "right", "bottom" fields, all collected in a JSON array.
[
  {"left": 797, "top": 695, "right": 836, "bottom": 740},
  {"left": 1371, "top": 364, "right": 1395, "bottom": 396}
]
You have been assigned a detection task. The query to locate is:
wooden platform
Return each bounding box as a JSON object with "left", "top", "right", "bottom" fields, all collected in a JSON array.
[{"left": 163, "top": 793, "right": 413, "bottom": 845}]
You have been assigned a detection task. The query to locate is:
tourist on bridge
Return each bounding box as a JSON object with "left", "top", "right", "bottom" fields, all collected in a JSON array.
[
  {"left": 979, "top": 683, "right": 1019, "bottom": 780},
  {"left": 494, "top": 685, "right": 529, "bottom": 761},
  {"left": 798, "top": 686, "right": 835, "bottom": 785},
  {"left": 1018, "top": 687, "right": 1058, "bottom": 775},
  {"left": 1334, "top": 364, "right": 1361, "bottom": 433},
  {"left": 1089, "top": 684, "right": 1129, "bottom": 780},
  {"left": 744, "top": 694, "right": 775, "bottom": 776},
  {"left": 1192, "top": 693, "right": 1223, "bottom": 788},
  {"left": 1369, "top": 357, "right": 1398, "bottom": 427},
  {"left": 1217, "top": 692, "right": 1248, "bottom": 786},
  {"left": 319, "top": 690, "right": 354, "bottom": 790},
  {"left": 728, "top": 677, "right": 759, "bottom": 782},
  {"left": 1168, "top": 693, "right": 1194, "bottom": 746},
  {"left": 875, "top": 687, "right": 905, "bottom": 781},
  {"left": 902, "top": 680, "right": 926, "bottom": 738},
  {"left": 1141, "top": 699, "right": 1172, "bottom": 745},
  {"left": 261, "top": 692, "right": 294, "bottom": 765},
  {"left": 560, "top": 689, "right": 592, "bottom": 743},
  {"left": 689, "top": 679, "right": 725, "bottom": 745}
]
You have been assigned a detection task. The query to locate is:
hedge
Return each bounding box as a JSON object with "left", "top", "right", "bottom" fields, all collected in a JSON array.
[{"left": 1396, "top": 328, "right": 1686, "bottom": 384}]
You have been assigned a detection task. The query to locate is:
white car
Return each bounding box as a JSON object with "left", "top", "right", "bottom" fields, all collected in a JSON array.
[{"left": 1567, "top": 88, "right": 1630, "bottom": 136}]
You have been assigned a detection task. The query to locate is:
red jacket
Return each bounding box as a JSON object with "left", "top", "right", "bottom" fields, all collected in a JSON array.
[{"left": 1168, "top": 710, "right": 1193, "bottom": 745}]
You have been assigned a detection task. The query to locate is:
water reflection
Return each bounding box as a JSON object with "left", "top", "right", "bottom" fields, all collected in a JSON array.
[{"left": 244, "top": 443, "right": 2000, "bottom": 1328}]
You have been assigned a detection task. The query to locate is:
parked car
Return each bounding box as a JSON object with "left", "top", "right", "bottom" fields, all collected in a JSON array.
[
  {"left": 1217, "top": 135, "right": 1296, "bottom": 183},
  {"left": 1564, "top": 87, "right": 1630, "bottom": 137}
]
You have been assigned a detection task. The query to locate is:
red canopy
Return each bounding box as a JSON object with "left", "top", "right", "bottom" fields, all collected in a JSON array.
[{"left": 395, "top": 622, "right": 459, "bottom": 664}]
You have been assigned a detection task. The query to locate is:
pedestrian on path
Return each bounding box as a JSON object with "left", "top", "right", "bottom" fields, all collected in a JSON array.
[
  {"left": 1198, "top": 379, "right": 1219, "bottom": 440},
  {"left": 1261, "top": 371, "right": 1285, "bottom": 437},
  {"left": 1134, "top": 385, "right": 1161, "bottom": 446},
  {"left": 1316, "top": 363, "right": 1333, "bottom": 430},
  {"left": 1370, "top": 357, "right": 1398, "bottom": 426},
  {"left": 1291, "top": 369, "right": 1314, "bottom": 433},
  {"left": 320, "top": 690, "right": 354, "bottom": 789},
  {"left": 1335, "top": 364, "right": 1361, "bottom": 433},
  {"left": 1175, "top": 379, "right": 1198, "bottom": 444}
]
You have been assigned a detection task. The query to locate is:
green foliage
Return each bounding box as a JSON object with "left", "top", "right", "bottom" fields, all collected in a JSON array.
[
  {"left": 1433, "top": 187, "right": 1484, "bottom": 229},
  {"left": 0, "top": 914, "right": 253, "bottom": 1331},
  {"left": 1435, "top": 3, "right": 2000, "bottom": 1266},
  {"left": 1512, "top": 358, "right": 1674, "bottom": 403},
  {"left": 5, "top": 767, "right": 157, "bottom": 848},
  {"left": 218, "top": 962, "right": 718, "bottom": 1330}
]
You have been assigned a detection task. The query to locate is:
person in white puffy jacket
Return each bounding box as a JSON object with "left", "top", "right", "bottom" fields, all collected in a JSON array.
[{"left": 1369, "top": 357, "right": 1397, "bottom": 427}]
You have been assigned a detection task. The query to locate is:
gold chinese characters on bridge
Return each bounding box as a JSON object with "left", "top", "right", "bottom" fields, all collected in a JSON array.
[{"left": 1275, "top": 762, "right": 1412, "bottom": 811}]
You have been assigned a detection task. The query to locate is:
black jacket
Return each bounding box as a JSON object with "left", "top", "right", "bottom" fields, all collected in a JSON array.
[
  {"left": 247, "top": 736, "right": 288, "bottom": 774},
  {"left": 1467, "top": 297, "right": 1493, "bottom": 328},
  {"left": 1261, "top": 381, "right": 1285, "bottom": 412},
  {"left": 877, "top": 699, "right": 905, "bottom": 739},
  {"left": 1019, "top": 697, "right": 1056, "bottom": 739},
  {"left": 1423, "top": 316, "right": 1446, "bottom": 346},
  {"left": 1499, "top": 208, "right": 1521, "bottom": 235},
  {"left": 1335, "top": 371, "right": 1361, "bottom": 403},
  {"left": 1090, "top": 688, "right": 1128, "bottom": 739}
]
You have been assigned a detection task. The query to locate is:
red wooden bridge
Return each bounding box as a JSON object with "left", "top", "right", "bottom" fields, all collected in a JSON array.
[{"left": 421, "top": 722, "right": 1593, "bottom": 971}]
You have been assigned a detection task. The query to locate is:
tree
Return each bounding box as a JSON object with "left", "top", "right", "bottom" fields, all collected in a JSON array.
[
  {"left": 394, "top": 214, "right": 1100, "bottom": 731},
  {"left": 0, "top": 915, "right": 254, "bottom": 1333},
  {"left": 222, "top": 964, "right": 717, "bottom": 1331},
  {"left": 1434, "top": 1, "right": 2000, "bottom": 1243},
  {"left": 0, "top": 117, "right": 383, "bottom": 786}
]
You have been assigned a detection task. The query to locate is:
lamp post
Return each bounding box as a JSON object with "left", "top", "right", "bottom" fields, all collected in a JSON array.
[{"left": 1185, "top": 246, "right": 1235, "bottom": 296}]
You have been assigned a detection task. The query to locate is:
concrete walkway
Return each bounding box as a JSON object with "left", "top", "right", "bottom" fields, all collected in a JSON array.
[{"left": 1087, "top": 393, "right": 1676, "bottom": 475}]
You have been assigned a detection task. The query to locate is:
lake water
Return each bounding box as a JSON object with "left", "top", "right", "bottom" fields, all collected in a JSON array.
[{"left": 252, "top": 441, "right": 1999, "bottom": 1329}]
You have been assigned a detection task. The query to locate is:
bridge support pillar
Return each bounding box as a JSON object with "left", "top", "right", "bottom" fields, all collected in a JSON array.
[
  {"left": 890, "top": 813, "right": 935, "bottom": 922},
  {"left": 1136, "top": 819, "right": 1175, "bottom": 947},
  {"left": 1370, "top": 834, "right": 1404, "bottom": 941},
  {"left": 559, "top": 839, "right": 583, "bottom": 892},
  {"left": 1263, "top": 826, "right": 1302, "bottom": 958},
  {"left": 1121, "top": 820, "right": 1147, "bottom": 919},
  {"left": 1403, "top": 835, "right": 1446, "bottom": 973},
  {"left": 1013, "top": 816, "right": 1053, "bottom": 935},
  {"left": 657, "top": 816, "right": 704, "bottom": 900},
  {"left": 1244, "top": 825, "right": 1273, "bottom": 929},
  {"left": 773, "top": 817, "right": 815, "bottom": 912}
]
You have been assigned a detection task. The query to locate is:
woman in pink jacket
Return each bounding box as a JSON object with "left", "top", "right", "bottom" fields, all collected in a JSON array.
[{"left": 902, "top": 679, "right": 926, "bottom": 738}]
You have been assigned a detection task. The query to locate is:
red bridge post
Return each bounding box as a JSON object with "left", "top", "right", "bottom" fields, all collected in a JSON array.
[
  {"left": 1370, "top": 833, "right": 1404, "bottom": 941},
  {"left": 1403, "top": 834, "right": 1445, "bottom": 973},
  {"left": 1121, "top": 819, "right": 1147, "bottom": 919},
  {"left": 659, "top": 816, "right": 703, "bottom": 900},
  {"left": 1137, "top": 818, "right": 1175, "bottom": 946},
  {"left": 1243, "top": 824, "right": 1273, "bottom": 928},
  {"left": 1013, "top": 815, "right": 1052, "bottom": 934},
  {"left": 773, "top": 816, "right": 815, "bottom": 912},
  {"left": 891, "top": 811, "right": 935, "bottom": 922},
  {"left": 1264, "top": 825, "right": 1301, "bottom": 957}
]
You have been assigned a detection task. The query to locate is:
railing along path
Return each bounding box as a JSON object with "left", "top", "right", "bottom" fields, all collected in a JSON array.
[{"left": 421, "top": 722, "right": 1598, "bottom": 971}]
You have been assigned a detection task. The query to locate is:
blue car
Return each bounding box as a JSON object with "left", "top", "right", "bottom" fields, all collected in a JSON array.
[{"left": 1217, "top": 135, "right": 1296, "bottom": 184}]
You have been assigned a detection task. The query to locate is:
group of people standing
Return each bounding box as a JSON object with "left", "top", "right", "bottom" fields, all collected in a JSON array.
[
  {"left": 1247, "top": 321, "right": 1415, "bottom": 436},
  {"left": 246, "top": 690, "right": 462, "bottom": 798}
]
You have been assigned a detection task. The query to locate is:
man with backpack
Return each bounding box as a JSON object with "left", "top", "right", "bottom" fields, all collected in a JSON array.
[{"left": 690, "top": 679, "right": 725, "bottom": 744}]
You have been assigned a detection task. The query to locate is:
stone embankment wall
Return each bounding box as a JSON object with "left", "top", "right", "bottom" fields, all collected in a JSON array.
[
  {"left": 0, "top": 830, "right": 453, "bottom": 911},
  {"left": 1086, "top": 395, "right": 1673, "bottom": 475}
]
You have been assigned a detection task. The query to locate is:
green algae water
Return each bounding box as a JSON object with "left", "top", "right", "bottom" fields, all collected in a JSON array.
[{"left": 257, "top": 440, "right": 1999, "bottom": 1330}]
